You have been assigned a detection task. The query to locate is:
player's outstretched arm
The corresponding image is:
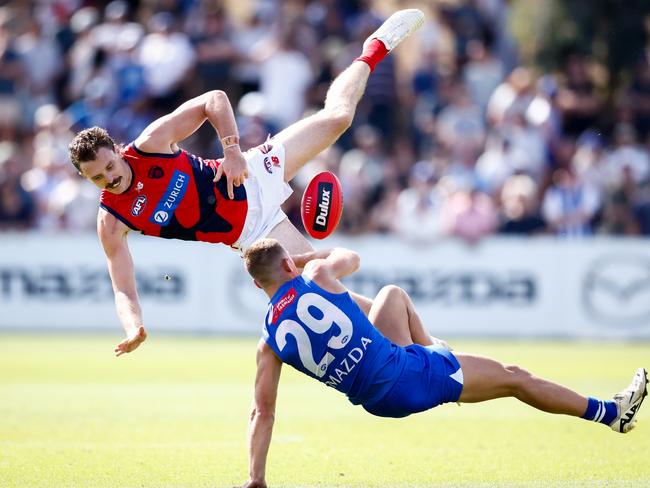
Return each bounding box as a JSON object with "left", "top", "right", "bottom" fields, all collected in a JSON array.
[
  {"left": 98, "top": 209, "right": 147, "bottom": 356},
  {"left": 134, "top": 90, "right": 247, "bottom": 199},
  {"left": 241, "top": 340, "right": 282, "bottom": 488}
]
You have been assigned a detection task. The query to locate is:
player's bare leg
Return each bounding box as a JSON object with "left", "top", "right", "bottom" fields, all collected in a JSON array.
[
  {"left": 368, "top": 285, "right": 442, "bottom": 347},
  {"left": 274, "top": 61, "right": 371, "bottom": 181},
  {"left": 273, "top": 8, "right": 425, "bottom": 181},
  {"left": 456, "top": 354, "right": 647, "bottom": 432},
  {"left": 267, "top": 10, "right": 425, "bottom": 315},
  {"left": 454, "top": 353, "right": 588, "bottom": 415}
]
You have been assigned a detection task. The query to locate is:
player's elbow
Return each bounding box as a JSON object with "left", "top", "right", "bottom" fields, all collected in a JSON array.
[
  {"left": 348, "top": 251, "right": 360, "bottom": 273},
  {"left": 334, "top": 248, "right": 360, "bottom": 273},
  {"left": 325, "top": 107, "right": 354, "bottom": 136}
]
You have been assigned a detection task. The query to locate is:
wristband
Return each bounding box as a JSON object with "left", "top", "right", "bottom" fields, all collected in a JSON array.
[{"left": 221, "top": 135, "right": 240, "bottom": 149}]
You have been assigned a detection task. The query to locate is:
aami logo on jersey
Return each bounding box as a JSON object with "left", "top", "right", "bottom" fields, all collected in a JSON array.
[
  {"left": 149, "top": 170, "right": 189, "bottom": 227},
  {"left": 313, "top": 182, "right": 333, "bottom": 232},
  {"left": 131, "top": 195, "right": 147, "bottom": 216},
  {"left": 271, "top": 288, "right": 296, "bottom": 324}
]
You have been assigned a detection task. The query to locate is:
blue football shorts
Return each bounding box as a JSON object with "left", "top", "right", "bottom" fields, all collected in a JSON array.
[{"left": 361, "top": 344, "right": 464, "bottom": 418}]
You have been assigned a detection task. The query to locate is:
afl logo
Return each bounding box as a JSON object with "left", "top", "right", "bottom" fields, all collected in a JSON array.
[
  {"left": 153, "top": 210, "right": 169, "bottom": 223},
  {"left": 131, "top": 195, "right": 147, "bottom": 216},
  {"left": 263, "top": 156, "right": 272, "bottom": 173}
]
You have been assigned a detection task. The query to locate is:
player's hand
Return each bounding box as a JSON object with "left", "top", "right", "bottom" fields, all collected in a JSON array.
[
  {"left": 214, "top": 146, "right": 248, "bottom": 199},
  {"left": 236, "top": 480, "right": 267, "bottom": 488},
  {"left": 114, "top": 326, "right": 147, "bottom": 357}
]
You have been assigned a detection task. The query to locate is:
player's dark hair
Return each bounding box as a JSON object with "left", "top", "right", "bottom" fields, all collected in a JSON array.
[
  {"left": 244, "top": 239, "right": 288, "bottom": 288},
  {"left": 68, "top": 126, "right": 117, "bottom": 172}
]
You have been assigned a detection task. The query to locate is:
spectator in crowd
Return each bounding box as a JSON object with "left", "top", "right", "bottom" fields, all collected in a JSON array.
[
  {"left": 0, "top": 0, "right": 649, "bottom": 242},
  {"left": 542, "top": 166, "right": 601, "bottom": 237},
  {"left": 393, "top": 161, "right": 445, "bottom": 243},
  {"left": 0, "top": 142, "right": 34, "bottom": 229},
  {"left": 0, "top": 7, "right": 22, "bottom": 140},
  {"left": 555, "top": 52, "right": 602, "bottom": 137},
  {"left": 256, "top": 20, "right": 314, "bottom": 129},
  {"left": 440, "top": 184, "right": 498, "bottom": 244},
  {"left": 137, "top": 12, "right": 195, "bottom": 113},
  {"left": 498, "top": 174, "right": 545, "bottom": 234},
  {"left": 603, "top": 123, "right": 650, "bottom": 187}
]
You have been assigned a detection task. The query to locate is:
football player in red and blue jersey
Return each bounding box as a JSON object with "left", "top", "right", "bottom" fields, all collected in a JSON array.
[
  {"left": 241, "top": 238, "right": 647, "bottom": 487},
  {"left": 68, "top": 10, "right": 427, "bottom": 357}
]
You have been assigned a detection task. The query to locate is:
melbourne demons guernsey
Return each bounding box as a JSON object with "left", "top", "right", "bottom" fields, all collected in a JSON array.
[
  {"left": 263, "top": 276, "right": 407, "bottom": 406},
  {"left": 100, "top": 144, "right": 247, "bottom": 245}
]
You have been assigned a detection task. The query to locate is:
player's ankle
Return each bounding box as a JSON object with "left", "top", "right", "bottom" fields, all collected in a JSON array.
[
  {"left": 581, "top": 396, "right": 617, "bottom": 425},
  {"left": 355, "top": 39, "right": 389, "bottom": 72}
]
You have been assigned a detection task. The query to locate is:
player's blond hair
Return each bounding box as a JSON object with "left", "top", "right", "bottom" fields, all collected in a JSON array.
[{"left": 244, "top": 238, "right": 289, "bottom": 288}]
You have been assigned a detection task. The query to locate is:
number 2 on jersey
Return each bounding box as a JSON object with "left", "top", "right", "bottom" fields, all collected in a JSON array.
[{"left": 275, "top": 293, "right": 353, "bottom": 378}]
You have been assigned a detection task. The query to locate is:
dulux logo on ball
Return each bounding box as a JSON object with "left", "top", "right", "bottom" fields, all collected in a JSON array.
[
  {"left": 149, "top": 170, "right": 189, "bottom": 227},
  {"left": 131, "top": 195, "right": 147, "bottom": 216}
]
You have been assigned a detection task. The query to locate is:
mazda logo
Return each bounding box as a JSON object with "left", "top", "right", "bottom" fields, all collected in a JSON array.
[{"left": 582, "top": 255, "right": 650, "bottom": 327}]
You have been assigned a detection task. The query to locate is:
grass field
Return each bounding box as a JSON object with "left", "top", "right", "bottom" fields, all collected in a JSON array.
[{"left": 1, "top": 335, "right": 648, "bottom": 488}]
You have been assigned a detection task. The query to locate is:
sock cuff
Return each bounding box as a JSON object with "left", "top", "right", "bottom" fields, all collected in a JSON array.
[
  {"left": 355, "top": 39, "right": 389, "bottom": 72},
  {"left": 582, "top": 396, "right": 617, "bottom": 425}
]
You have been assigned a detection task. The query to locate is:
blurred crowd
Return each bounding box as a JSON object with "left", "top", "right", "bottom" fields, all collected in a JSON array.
[{"left": 1, "top": 0, "right": 650, "bottom": 242}]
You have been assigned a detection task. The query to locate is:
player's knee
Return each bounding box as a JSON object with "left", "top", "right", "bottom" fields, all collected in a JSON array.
[
  {"left": 380, "top": 285, "right": 405, "bottom": 301},
  {"left": 503, "top": 364, "right": 532, "bottom": 395}
]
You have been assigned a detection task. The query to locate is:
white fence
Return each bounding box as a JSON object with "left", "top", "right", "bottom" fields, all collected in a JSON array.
[{"left": 1, "top": 232, "right": 650, "bottom": 338}]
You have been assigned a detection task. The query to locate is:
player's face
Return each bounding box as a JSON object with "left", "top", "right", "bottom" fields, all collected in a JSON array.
[{"left": 79, "top": 147, "right": 133, "bottom": 194}]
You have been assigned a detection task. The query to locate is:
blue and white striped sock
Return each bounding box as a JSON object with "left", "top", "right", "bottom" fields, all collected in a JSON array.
[{"left": 581, "top": 396, "right": 617, "bottom": 425}]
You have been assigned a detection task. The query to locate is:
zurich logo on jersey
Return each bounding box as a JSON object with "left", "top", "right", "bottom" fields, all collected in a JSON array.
[
  {"left": 131, "top": 195, "right": 147, "bottom": 216},
  {"left": 153, "top": 210, "right": 169, "bottom": 223},
  {"left": 149, "top": 170, "right": 189, "bottom": 226}
]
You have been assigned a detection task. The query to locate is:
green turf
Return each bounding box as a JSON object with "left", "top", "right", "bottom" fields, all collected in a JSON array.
[{"left": 0, "top": 335, "right": 648, "bottom": 487}]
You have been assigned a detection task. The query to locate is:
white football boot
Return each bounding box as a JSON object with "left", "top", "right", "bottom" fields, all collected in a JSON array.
[
  {"left": 363, "top": 9, "right": 425, "bottom": 52},
  {"left": 609, "top": 367, "right": 648, "bottom": 433}
]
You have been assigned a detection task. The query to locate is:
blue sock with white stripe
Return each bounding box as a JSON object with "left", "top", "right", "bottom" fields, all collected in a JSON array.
[{"left": 582, "top": 397, "right": 617, "bottom": 425}]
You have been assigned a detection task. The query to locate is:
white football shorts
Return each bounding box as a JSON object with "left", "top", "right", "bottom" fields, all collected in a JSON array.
[{"left": 230, "top": 140, "right": 293, "bottom": 253}]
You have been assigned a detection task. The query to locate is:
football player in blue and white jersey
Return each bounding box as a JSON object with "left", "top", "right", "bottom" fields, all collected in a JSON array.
[{"left": 239, "top": 238, "right": 647, "bottom": 488}]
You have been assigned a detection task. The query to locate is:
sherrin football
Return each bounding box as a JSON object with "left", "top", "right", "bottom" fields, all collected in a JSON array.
[{"left": 300, "top": 171, "right": 344, "bottom": 239}]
